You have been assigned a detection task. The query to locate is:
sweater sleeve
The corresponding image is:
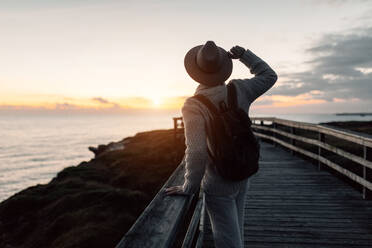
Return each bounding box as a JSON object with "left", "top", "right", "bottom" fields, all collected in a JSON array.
[
  {"left": 181, "top": 98, "right": 208, "bottom": 194},
  {"left": 231, "top": 49, "right": 278, "bottom": 107}
]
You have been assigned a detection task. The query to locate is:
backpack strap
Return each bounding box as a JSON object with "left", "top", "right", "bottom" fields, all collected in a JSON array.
[
  {"left": 227, "top": 83, "right": 252, "bottom": 125},
  {"left": 192, "top": 94, "right": 219, "bottom": 115},
  {"left": 193, "top": 84, "right": 237, "bottom": 114},
  {"left": 227, "top": 83, "right": 238, "bottom": 109}
]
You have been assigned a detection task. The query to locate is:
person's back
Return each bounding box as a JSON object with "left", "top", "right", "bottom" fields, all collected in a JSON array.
[{"left": 166, "top": 41, "right": 277, "bottom": 248}]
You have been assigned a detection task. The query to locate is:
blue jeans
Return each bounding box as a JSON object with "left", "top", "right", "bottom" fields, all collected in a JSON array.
[{"left": 205, "top": 180, "right": 249, "bottom": 248}]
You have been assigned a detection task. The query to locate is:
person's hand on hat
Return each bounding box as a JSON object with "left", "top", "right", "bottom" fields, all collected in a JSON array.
[{"left": 229, "top": 46, "right": 245, "bottom": 59}]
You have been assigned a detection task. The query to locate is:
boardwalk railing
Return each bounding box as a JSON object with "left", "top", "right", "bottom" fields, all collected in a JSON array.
[
  {"left": 251, "top": 117, "right": 372, "bottom": 199},
  {"left": 115, "top": 157, "right": 205, "bottom": 248},
  {"left": 116, "top": 117, "right": 372, "bottom": 248}
]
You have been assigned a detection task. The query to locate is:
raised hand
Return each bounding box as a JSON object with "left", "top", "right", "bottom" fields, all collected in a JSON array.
[{"left": 228, "top": 45, "right": 245, "bottom": 59}]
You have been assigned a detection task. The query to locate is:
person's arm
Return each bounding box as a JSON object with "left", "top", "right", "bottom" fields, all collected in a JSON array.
[
  {"left": 165, "top": 98, "right": 208, "bottom": 195},
  {"left": 229, "top": 46, "right": 278, "bottom": 106}
]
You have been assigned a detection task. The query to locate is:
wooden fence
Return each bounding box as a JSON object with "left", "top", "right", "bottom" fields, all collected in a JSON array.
[
  {"left": 251, "top": 117, "right": 372, "bottom": 199},
  {"left": 115, "top": 157, "right": 205, "bottom": 248},
  {"left": 115, "top": 117, "right": 372, "bottom": 248}
]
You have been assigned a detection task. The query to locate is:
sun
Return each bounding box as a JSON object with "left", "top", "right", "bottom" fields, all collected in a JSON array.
[{"left": 151, "top": 97, "right": 162, "bottom": 107}]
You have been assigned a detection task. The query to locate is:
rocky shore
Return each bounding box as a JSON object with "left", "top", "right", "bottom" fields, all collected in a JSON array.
[{"left": 0, "top": 129, "right": 185, "bottom": 248}]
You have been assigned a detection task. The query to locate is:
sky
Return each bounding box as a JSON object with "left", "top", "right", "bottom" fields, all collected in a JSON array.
[{"left": 0, "top": 0, "right": 371, "bottom": 114}]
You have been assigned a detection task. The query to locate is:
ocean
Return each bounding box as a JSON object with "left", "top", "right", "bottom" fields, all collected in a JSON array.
[{"left": 1, "top": 112, "right": 371, "bottom": 201}]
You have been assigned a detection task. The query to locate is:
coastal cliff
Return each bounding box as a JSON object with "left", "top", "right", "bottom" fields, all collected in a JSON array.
[{"left": 0, "top": 129, "right": 185, "bottom": 248}]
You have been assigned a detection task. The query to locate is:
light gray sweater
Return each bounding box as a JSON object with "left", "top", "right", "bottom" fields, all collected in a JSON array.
[{"left": 182, "top": 49, "right": 278, "bottom": 195}]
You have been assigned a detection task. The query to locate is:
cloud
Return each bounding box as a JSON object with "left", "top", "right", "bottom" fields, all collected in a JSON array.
[
  {"left": 91, "top": 97, "right": 120, "bottom": 108},
  {"left": 92, "top": 97, "right": 110, "bottom": 104},
  {"left": 271, "top": 26, "right": 372, "bottom": 102},
  {"left": 55, "top": 102, "right": 80, "bottom": 110}
]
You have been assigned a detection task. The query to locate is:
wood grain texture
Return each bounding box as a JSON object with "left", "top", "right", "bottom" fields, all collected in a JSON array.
[
  {"left": 253, "top": 132, "right": 372, "bottom": 191},
  {"left": 182, "top": 195, "right": 203, "bottom": 248},
  {"left": 115, "top": 159, "right": 195, "bottom": 248},
  {"left": 203, "top": 142, "right": 372, "bottom": 248},
  {"left": 253, "top": 125, "right": 372, "bottom": 169},
  {"left": 251, "top": 117, "right": 372, "bottom": 148}
]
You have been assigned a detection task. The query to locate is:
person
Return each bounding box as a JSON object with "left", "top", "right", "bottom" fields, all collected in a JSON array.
[{"left": 165, "top": 41, "right": 277, "bottom": 248}]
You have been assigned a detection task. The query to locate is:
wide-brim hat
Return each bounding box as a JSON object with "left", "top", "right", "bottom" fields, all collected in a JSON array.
[{"left": 184, "top": 41, "right": 233, "bottom": 86}]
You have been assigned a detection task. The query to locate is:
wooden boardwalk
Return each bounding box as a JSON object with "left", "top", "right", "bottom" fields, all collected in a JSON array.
[{"left": 203, "top": 142, "right": 372, "bottom": 248}]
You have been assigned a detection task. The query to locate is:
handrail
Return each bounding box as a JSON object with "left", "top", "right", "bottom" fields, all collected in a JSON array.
[
  {"left": 116, "top": 116, "right": 372, "bottom": 248},
  {"left": 181, "top": 193, "right": 205, "bottom": 248},
  {"left": 251, "top": 117, "right": 372, "bottom": 148},
  {"left": 115, "top": 158, "right": 205, "bottom": 248},
  {"left": 251, "top": 117, "right": 372, "bottom": 199}
]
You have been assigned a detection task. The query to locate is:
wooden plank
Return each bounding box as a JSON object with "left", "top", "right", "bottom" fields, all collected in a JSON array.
[
  {"left": 241, "top": 142, "right": 372, "bottom": 248},
  {"left": 244, "top": 216, "right": 372, "bottom": 224},
  {"left": 244, "top": 220, "right": 372, "bottom": 228},
  {"left": 252, "top": 117, "right": 372, "bottom": 148},
  {"left": 318, "top": 124, "right": 372, "bottom": 148},
  {"left": 195, "top": 195, "right": 205, "bottom": 248},
  {"left": 116, "top": 159, "right": 195, "bottom": 248},
  {"left": 243, "top": 235, "right": 372, "bottom": 246},
  {"left": 182, "top": 195, "right": 203, "bottom": 248},
  {"left": 243, "top": 229, "right": 372, "bottom": 240},
  {"left": 253, "top": 132, "right": 372, "bottom": 191},
  {"left": 202, "top": 142, "right": 372, "bottom": 248},
  {"left": 318, "top": 155, "right": 372, "bottom": 191},
  {"left": 254, "top": 132, "right": 319, "bottom": 161},
  {"left": 253, "top": 125, "right": 372, "bottom": 170},
  {"left": 241, "top": 243, "right": 371, "bottom": 248}
]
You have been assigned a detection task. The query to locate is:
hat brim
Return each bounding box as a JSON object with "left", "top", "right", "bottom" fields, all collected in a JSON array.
[{"left": 184, "top": 45, "right": 233, "bottom": 86}]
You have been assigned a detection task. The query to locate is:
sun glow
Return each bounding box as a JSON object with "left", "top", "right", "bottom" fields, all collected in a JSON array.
[{"left": 150, "top": 97, "right": 162, "bottom": 107}]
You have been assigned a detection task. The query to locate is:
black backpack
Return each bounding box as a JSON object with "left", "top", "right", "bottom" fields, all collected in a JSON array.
[{"left": 193, "top": 83, "right": 260, "bottom": 181}]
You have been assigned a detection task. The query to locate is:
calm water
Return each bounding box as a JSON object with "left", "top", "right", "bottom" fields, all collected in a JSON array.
[{"left": 0, "top": 112, "right": 371, "bottom": 201}]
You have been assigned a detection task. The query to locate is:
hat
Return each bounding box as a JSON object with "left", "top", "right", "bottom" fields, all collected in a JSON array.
[{"left": 184, "top": 41, "right": 233, "bottom": 86}]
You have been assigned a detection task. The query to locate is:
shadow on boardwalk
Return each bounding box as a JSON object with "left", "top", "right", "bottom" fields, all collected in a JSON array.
[{"left": 203, "top": 142, "right": 372, "bottom": 248}]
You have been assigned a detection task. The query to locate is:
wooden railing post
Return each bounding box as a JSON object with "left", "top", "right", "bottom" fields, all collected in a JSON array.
[
  {"left": 251, "top": 117, "right": 372, "bottom": 199},
  {"left": 173, "top": 117, "right": 184, "bottom": 143},
  {"left": 318, "top": 132, "right": 325, "bottom": 170},
  {"left": 363, "top": 146, "right": 372, "bottom": 200},
  {"left": 290, "top": 127, "right": 295, "bottom": 155},
  {"left": 272, "top": 122, "right": 277, "bottom": 146}
]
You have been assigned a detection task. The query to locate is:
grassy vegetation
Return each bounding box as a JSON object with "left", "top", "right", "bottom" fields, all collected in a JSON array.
[{"left": 324, "top": 121, "right": 372, "bottom": 135}]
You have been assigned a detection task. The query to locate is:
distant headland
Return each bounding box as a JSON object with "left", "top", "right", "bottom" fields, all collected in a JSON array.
[{"left": 335, "top": 112, "right": 372, "bottom": 116}]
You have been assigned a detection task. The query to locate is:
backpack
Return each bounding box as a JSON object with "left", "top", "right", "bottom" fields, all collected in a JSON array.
[{"left": 192, "top": 83, "right": 260, "bottom": 181}]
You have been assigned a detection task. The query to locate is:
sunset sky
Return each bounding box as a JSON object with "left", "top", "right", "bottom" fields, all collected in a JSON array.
[{"left": 1, "top": 0, "right": 371, "bottom": 114}]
